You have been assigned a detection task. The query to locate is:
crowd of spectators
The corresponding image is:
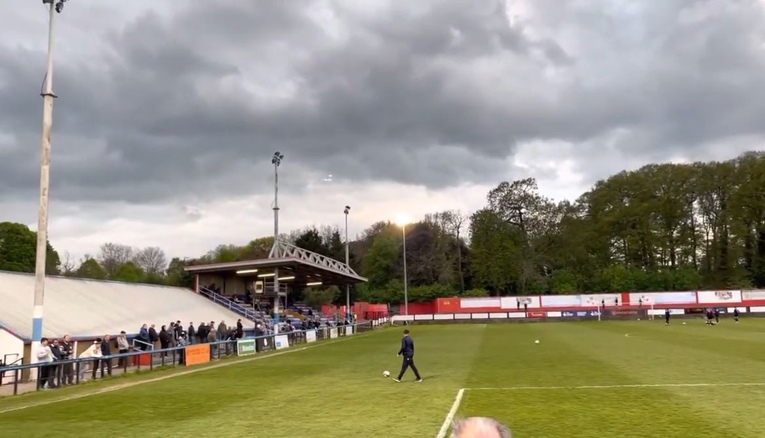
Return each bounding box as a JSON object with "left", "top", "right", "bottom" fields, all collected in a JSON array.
[{"left": 30, "top": 318, "right": 248, "bottom": 390}]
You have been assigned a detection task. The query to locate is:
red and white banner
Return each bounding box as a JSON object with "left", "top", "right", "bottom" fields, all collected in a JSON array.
[
  {"left": 461, "top": 298, "right": 501, "bottom": 309},
  {"left": 541, "top": 295, "right": 581, "bottom": 307},
  {"left": 696, "top": 290, "right": 742, "bottom": 304},
  {"left": 628, "top": 291, "right": 697, "bottom": 305},
  {"left": 742, "top": 290, "right": 765, "bottom": 301},
  {"left": 500, "top": 296, "right": 541, "bottom": 309},
  {"left": 580, "top": 294, "right": 620, "bottom": 306}
]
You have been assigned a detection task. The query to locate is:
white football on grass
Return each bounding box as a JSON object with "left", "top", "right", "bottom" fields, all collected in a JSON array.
[{"left": 383, "top": 370, "right": 390, "bottom": 377}]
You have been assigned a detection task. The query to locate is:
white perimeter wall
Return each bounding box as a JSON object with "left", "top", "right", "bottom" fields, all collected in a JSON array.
[{"left": 0, "top": 328, "right": 24, "bottom": 384}]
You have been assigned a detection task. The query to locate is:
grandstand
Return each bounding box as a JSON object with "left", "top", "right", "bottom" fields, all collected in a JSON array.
[{"left": 0, "top": 271, "right": 255, "bottom": 372}]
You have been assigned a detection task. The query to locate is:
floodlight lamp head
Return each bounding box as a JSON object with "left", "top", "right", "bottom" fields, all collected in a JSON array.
[
  {"left": 394, "top": 213, "right": 411, "bottom": 227},
  {"left": 271, "top": 151, "right": 284, "bottom": 166},
  {"left": 54, "top": 0, "right": 67, "bottom": 13},
  {"left": 344, "top": 206, "right": 350, "bottom": 214}
]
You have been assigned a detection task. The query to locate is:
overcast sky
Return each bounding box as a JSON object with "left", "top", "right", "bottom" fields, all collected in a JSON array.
[{"left": 2, "top": 0, "right": 764, "bottom": 263}]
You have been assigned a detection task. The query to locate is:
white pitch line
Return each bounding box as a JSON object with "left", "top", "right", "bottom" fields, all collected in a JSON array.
[
  {"left": 0, "top": 330, "right": 383, "bottom": 415},
  {"left": 433, "top": 382, "right": 765, "bottom": 436},
  {"left": 467, "top": 382, "right": 765, "bottom": 391},
  {"left": 436, "top": 388, "right": 465, "bottom": 438}
]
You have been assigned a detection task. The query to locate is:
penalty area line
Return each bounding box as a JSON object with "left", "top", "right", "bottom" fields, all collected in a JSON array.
[
  {"left": 466, "top": 382, "right": 765, "bottom": 391},
  {"left": 435, "top": 388, "right": 465, "bottom": 438},
  {"left": 0, "top": 329, "right": 384, "bottom": 416}
]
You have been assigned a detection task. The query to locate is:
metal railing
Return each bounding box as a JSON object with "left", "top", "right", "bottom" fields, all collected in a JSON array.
[
  {"left": 0, "top": 354, "right": 21, "bottom": 386},
  {"left": 198, "top": 286, "right": 259, "bottom": 321},
  {"left": 0, "top": 320, "right": 387, "bottom": 397},
  {"left": 131, "top": 339, "right": 155, "bottom": 350}
]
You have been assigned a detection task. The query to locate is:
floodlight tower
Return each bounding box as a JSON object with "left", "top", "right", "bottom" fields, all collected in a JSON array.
[
  {"left": 270, "top": 151, "right": 284, "bottom": 333},
  {"left": 395, "top": 214, "right": 411, "bottom": 316},
  {"left": 32, "top": 0, "right": 69, "bottom": 373},
  {"left": 344, "top": 205, "right": 351, "bottom": 320}
]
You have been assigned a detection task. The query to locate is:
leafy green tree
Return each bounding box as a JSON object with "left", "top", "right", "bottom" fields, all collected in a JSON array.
[
  {"left": 362, "top": 228, "right": 400, "bottom": 290},
  {"left": 239, "top": 237, "right": 274, "bottom": 259},
  {"left": 461, "top": 288, "right": 489, "bottom": 297},
  {"left": 112, "top": 261, "right": 145, "bottom": 283},
  {"left": 468, "top": 209, "right": 523, "bottom": 294},
  {"left": 98, "top": 243, "right": 133, "bottom": 277},
  {"left": 294, "top": 227, "right": 328, "bottom": 255},
  {"left": 201, "top": 244, "right": 241, "bottom": 263},
  {"left": 549, "top": 268, "right": 578, "bottom": 294},
  {"left": 408, "top": 283, "right": 457, "bottom": 302},
  {"left": 303, "top": 286, "right": 341, "bottom": 308},
  {"left": 165, "top": 257, "right": 194, "bottom": 287},
  {"left": 0, "top": 222, "right": 60, "bottom": 274},
  {"left": 75, "top": 257, "right": 107, "bottom": 280},
  {"left": 325, "top": 230, "right": 346, "bottom": 262}
]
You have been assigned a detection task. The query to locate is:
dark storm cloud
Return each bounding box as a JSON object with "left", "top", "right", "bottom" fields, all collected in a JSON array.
[{"left": 2, "top": 0, "right": 765, "bottom": 204}]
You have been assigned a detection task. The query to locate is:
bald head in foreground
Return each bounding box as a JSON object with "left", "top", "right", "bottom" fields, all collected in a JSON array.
[{"left": 451, "top": 417, "right": 512, "bottom": 438}]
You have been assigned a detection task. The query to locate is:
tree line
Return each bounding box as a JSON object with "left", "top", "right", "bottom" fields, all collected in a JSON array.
[
  {"left": 0, "top": 224, "right": 191, "bottom": 287},
  {"left": 1, "top": 152, "right": 764, "bottom": 305}
]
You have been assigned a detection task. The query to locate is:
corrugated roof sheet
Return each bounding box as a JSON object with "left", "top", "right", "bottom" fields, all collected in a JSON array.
[{"left": 0, "top": 271, "right": 255, "bottom": 341}]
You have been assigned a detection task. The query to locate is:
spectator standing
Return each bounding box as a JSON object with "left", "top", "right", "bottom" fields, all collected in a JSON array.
[
  {"left": 174, "top": 321, "right": 183, "bottom": 341},
  {"left": 116, "top": 331, "right": 130, "bottom": 367},
  {"left": 236, "top": 319, "right": 244, "bottom": 339},
  {"left": 36, "top": 338, "right": 55, "bottom": 389},
  {"left": 177, "top": 332, "right": 187, "bottom": 365},
  {"left": 78, "top": 340, "right": 102, "bottom": 381},
  {"left": 60, "top": 334, "right": 74, "bottom": 385},
  {"left": 207, "top": 327, "right": 217, "bottom": 356},
  {"left": 37, "top": 338, "right": 55, "bottom": 389},
  {"left": 217, "top": 321, "right": 227, "bottom": 341},
  {"left": 148, "top": 324, "right": 159, "bottom": 349},
  {"left": 254, "top": 324, "right": 265, "bottom": 352},
  {"left": 159, "top": 325, "right": 172, "bottom": 354},
  {"left": 138, "top": 324, "right": 150, "bottom": 351},
  {"left": 197, "top": 322, "right": 207, "bottom": 344},
  {"left": 98, "top": 335, "right": 113, "bottom": 378},
  {"left": 187, "top": 322, "right": 196, "bottom": 345},
  {"left": 50, "top": 339, "right": 64, "bottom": 386}
]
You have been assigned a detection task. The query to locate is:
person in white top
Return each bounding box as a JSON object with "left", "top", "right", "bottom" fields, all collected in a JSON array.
[
  {"left": 36, "top": 338, "right": 55, "bottom": 389},
  {"left": 77, "top": 340, "right": 103, "bottom": 381}
]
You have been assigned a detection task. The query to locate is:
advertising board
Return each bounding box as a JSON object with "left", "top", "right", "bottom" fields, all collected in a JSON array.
[
  {"left": 629, "top": 292, "right": 697, "bottom": 305},
  {"left": 236, "top": 339, "right": 256, "bottom": 356},
  {"left": 306, "top": 330, "right": 317, "bottom": 343},
  {"left": 697, "top": 290, "right": 742, "bottom": 304},
  {"left": 500, "top": 296, "right": 541, "bottom": 309},
  {"left": 274, "top": 334, "right": 289, "bottom": 350},
  {"left": 580, "top": 294, "right": 619, "bottom": 306},
  {"left": 461, "top": 298, "right": 501, "bottom": 309},
  {"left": 541, "top": 295, "right": 581, "bottom": 307},
  {"left": 184, "top": 344, "right": 211, "bottom": 366}
]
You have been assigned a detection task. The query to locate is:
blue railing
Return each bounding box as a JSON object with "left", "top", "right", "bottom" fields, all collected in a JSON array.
[
  {"left": 0, "top": 320, "right": 385, "bottom": 396},
  {"left": 198, "top": 286, "right": 258, "bottom": 321}
]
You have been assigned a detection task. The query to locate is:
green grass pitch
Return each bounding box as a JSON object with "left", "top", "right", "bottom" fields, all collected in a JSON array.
[{"left": 2, "top": 318, "right": 765, "bottom": 437}]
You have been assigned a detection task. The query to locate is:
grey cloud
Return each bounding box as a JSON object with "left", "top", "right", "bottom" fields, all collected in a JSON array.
[{"left": 2, "top": 0, "right": 765, "bottom": 205}]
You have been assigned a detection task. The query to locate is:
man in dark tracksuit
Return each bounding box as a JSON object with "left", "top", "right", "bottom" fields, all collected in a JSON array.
[{"left": 394, "top": 329, "right": 422, "bottom": 383}]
